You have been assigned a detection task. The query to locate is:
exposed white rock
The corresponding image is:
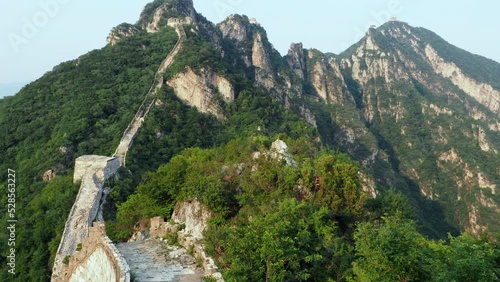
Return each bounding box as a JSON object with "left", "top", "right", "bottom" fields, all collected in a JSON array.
[
  {"left": 438, "top": 149, "right": 474, "bottom": 180},
  {"left": 472, "top": 125, "right": 495, "bottom": 153},
  {"left": 172, "top": 200, "right": 212, "bottom": 239},
  {"left": 168, "top": 68, "right": 234, "bottom": 117},
  {"left": 270, "top": 139, "right": 296, "bottom": 166},
  {"left": 468, "top": 205, "right": 486, "bottom": 235},
  {"left": 287, "top": 43, "right": 307, "bottom": 80},
  {"left": 145, "top": 3, "right": 168, "bottom": 32},
  {"left": 425, "top": 45, "right": 500, "bottom": 114},
  {"left": 219, "top": 15, "right": 251, "bottom": 43},
  {"left": 347, "top": 47, "right": 399, "bottom": 88},
  {"left": 311, "top": 60, "right": 329, "bottom": 101},
  {"left": 478, "top": 190, "right": 498, "bottom": 209},
  {"left": 106, "top": 24, "right": 140, "bottom": 46},
  {"left": 489, "top": 122, "right": 500, "bottom": 132},
  {"left": 365, "top": 34, "right": 379, "bottom": 51},
  {"left": 306, "top": 51, "right": 349, "bottom": 104},
  {"left": 428, "top": 103, "right": 452, "bottom": 116},
  {"left": 252, "top": 32, "right": 271, "bottom": 71},
  {"left": 43, "top": 169, "right": 56, "bottom": 182},
  {"left": 299, "top": 105, "right": 317, "bottom": 127},
  {"left": 478, "top": 172, "right": 496, "bottom": 194},
  {"left": 358, "top": 171, "right": 377, "bottom": 198}
]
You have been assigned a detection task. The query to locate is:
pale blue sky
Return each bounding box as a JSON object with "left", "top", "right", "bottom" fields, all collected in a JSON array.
[{"left": 1, "top": 0, "right": 499, "bottom": 86}]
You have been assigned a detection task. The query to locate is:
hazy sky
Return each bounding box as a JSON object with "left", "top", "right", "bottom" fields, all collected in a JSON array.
[{"left": 1, "top": 0, "right": 499, "bottom": 85}]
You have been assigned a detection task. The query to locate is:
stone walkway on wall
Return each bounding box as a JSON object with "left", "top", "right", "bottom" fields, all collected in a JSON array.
[
  {"left": 114, "top": 24, "right": 186, "bottom": 166},
  {"left": 116, "top": 239, "right": 203, "bottom": 282}
]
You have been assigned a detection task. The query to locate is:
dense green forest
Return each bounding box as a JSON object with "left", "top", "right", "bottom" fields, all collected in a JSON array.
[{"left": 107, "top": 136, "right": 499, "bottom": 281}]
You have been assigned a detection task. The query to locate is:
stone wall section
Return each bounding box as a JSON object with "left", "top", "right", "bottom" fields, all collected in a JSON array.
[
  {"left": 54, "top": 222, "right": 130, "bottom": 282},
  {"left": 52, "top": 156, "right": 120, "bottom": 281},
  {"left": 52, "top": 19, "right": 191, "bottom": 282},
  {"left": 113, "top": 23, "right": 186, "bottom": 166}
]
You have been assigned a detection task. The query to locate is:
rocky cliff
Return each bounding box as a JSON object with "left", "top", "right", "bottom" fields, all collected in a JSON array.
[
  {"left": 117, "top": 1, "right": 499, "bottom": 234},
  {"left": 167, "top": 67, "right": 234, "bottom": 117},
  {"left": 212, "top": 14, "right": 499, "bottom": 234}
]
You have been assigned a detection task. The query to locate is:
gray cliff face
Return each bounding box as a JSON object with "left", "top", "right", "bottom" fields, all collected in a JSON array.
[
  {"left": 218, "top": 14, "right": 275, "bottom": 85},
  {"left": 306, "top": 50, "right": 351, "bottom": 104},
  {"left": 219, "top": 15, "right": 253, "bottom": 44},
  {"left": 167, "top": 67, "right": 235, "bottom": 118},
  {"left": 287, "top": 43, "right": 307, "bottom": 80},
  {"left": 337, "top": 22, "right": 499, "bottom": 234}
]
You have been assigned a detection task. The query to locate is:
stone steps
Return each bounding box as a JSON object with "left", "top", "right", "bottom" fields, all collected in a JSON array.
[{"left": 116, "top": 239, "right": 203, "bottom": 282}]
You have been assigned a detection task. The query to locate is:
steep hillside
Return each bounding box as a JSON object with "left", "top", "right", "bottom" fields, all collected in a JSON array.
[
  {"left": 336, "top": 21, "right": 499, "bottom": 234},
  {"left": 213, "top": 16, "right": 499, "bottom": 236},
  {"left": 0, "top": 0, "right": 499, "bottom": 281}
]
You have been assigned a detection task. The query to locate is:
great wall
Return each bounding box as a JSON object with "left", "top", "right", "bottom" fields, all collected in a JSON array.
[{"left": 51, "top": 18, "right": 223, "bottom": 282}]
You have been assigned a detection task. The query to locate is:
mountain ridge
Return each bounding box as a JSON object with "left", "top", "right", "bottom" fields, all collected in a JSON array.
[{"left": 126, "top": 0, "right": 499, "bottom": 236}]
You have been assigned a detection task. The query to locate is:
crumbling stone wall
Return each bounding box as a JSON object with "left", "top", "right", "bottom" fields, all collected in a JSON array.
[{"left": 54, "top": 223, "right": 130, "bottom": 282}]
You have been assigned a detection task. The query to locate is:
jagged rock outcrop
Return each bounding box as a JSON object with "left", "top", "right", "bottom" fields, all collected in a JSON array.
[
  {"left": 43, "top": 169, "right": 56, "bottom": 182},
  {"left": 138, "top": 0, "right": 196, "bottom": 32},
  {"left": 171, "top": 200, "right": 212, "bottom": 239},
  {"left": 218, "top": 15, "right": 258, "bottom": 67},
  {"left": 287, "top": 43, "right": 307, "bottom": 80},
  {"left": 106, "top": 23, "right": 141, "bottom": 46},
  {"left": 167, "top": 67, "right": 234, "bottom": 117},
  {"left": 252, "top": 32, "right": 276, "bottom": 90},
  {"left": 217, "top": 15, "right": 279, "bottom": 91},
  {"left": 219, "top": 15, "right": 252, "bottom": 42},
  {"left": 341, "top": 32, "right": 410, "bottom": 90},
  {"left": 307, "top": 50, "right": 351, "bottom": 103},
  {"left": 269, "top": 139, "right": 296, "bottom": 166}
]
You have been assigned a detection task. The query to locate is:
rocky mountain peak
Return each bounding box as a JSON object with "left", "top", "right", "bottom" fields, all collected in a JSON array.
[
  {"left": 137, "top": 0, "right": 196, "bottom": 32},
  {"left": 287, "top": 43, "right": 307, "bottom": 80},
  {"left": 218, "top": 14, "right": 253, "bottom": 42},
  {"left": 106, "top": 23, "right": 141, "bottom": 46}
]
